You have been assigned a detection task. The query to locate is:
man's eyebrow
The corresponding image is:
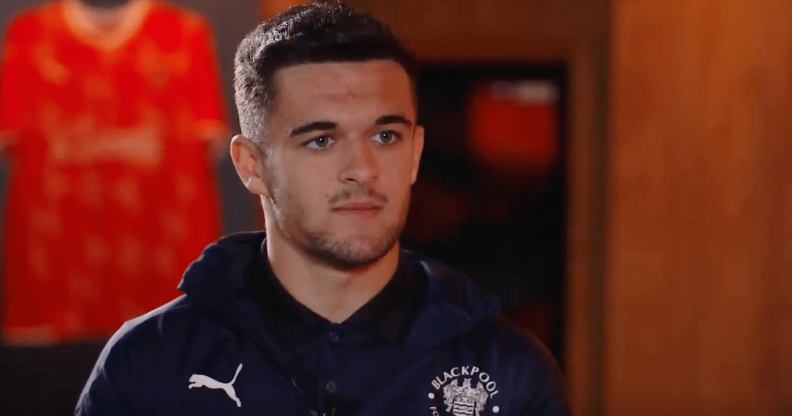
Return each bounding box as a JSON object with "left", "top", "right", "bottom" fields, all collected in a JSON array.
[
  {"left": 289, "top": 116, "right": 412, "bottom": 136},
  {"left": 376, "top": 115, "right": 413, "bottom": 128},
  {"left": 290, "top": 121, "right": 337, "bottom": 137}
]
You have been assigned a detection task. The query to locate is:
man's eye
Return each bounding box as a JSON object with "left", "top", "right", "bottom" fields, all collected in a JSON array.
[
  {"left": 372, "top": 131, "right": 401, "bottom": 144},
  {"left": 305, "top": 136, "right": 335, "bottom": 150}
]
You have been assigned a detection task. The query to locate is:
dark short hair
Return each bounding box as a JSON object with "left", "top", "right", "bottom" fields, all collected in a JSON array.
[{"left": 233, "top": 2, "right": 417, "bottom": 144}]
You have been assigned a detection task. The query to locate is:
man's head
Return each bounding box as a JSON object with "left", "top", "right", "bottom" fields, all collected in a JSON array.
[{"left": 231, "top": 2, "right": 424, "bottom": 270}]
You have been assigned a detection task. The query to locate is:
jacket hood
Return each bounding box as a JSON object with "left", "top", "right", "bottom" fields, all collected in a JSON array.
[{"left": 178, "top": 232, "right": 501, "bottom": 355}]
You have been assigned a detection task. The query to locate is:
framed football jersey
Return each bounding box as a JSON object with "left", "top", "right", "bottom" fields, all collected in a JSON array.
[{"left": 0, "top": 0, "right": 228, "bottom": 345}]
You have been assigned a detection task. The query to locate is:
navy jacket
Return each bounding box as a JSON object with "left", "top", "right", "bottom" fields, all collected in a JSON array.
[{"left": 75, "top": 232, "right": 568, "bottom": 416}]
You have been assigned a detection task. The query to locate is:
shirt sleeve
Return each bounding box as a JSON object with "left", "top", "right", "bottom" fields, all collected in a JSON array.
[
  {"left": 0, "top": 17, "right": 26, "bottom": 148},
  {"left": 188, "top": 18, "right": 229, "bottom": 144}
]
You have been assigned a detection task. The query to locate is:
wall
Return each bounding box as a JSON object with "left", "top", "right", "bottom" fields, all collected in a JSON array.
[
  {"left": 350, "top": 0, "right": 606, "bottom": 44},
  {"left": 605, "top": 0, "right": 792, "bottom": 414}
]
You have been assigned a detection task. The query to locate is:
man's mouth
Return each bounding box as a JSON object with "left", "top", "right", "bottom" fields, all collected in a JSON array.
[{"left": 332, "top": 201, "right": 383, "bottom": 220}]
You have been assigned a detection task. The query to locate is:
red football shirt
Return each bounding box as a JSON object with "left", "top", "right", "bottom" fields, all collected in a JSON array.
[{"left": 0, "top": 0, "right": 227, "bottom": 345}]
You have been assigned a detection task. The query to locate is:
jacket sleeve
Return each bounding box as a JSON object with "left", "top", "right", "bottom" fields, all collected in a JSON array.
[
  {"left": 519, "top": 338, "right": 571, "bottom": 416},
  {"left": 74, "top": 324, "right": 141, "bottom": 416}
]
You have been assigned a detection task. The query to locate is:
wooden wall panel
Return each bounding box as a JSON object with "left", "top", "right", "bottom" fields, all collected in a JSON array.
[
  {"left": 349, "top": 0, "right": 607, "bottom": 42},
  {"left": 606, "top": 0, "right": 792, "bottom": 415},
  {"left": 261, "top": 0, "right": 304, "bottom": 18}
]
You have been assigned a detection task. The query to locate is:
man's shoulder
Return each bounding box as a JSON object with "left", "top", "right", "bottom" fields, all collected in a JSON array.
[
  {"left": 114, "top": 296, "right": 197, "bottom": 343},
  {"left": 98, "top": 296, "right": 215, "bottom": 370},
  {"left": 473, "top": 314, "right": 559, "bottom": 368},
  {"left": 404, "top": 250, "right": 559, "bottom": 368},
  {"left": 78, "top": 296, "right": 240, "bottom": 413},
  {"left": 466, "top": 315, "right": 568, "bottom": 414}
]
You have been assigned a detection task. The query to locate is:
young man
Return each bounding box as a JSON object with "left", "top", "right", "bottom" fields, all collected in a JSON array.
[{"left": 75, "top": 3, "right": 568, "bottom": 416}]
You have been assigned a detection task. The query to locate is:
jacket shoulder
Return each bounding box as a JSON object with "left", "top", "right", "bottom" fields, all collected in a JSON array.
[
  {"left": 76, "top": 296, "right": 213, "bottom": 414},
  {"left": 474, "top": 316, "right": 570, "bottom": 415},
  {"left": 112, "top": 295, "right": 203, "bottom": 347}
]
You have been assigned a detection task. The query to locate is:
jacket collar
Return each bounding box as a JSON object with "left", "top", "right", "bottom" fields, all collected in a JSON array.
[
  {"left": 249, "top": 237, "right": 420, "bottom": 343},
  {"left": 178, "top": 232, "right": 501, "bottom": 355}
]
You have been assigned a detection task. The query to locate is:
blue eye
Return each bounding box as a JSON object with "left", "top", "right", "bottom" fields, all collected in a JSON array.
[
  {"left": 305, "top": 135, "right": 335, "bottom": 150},
  {"left": 372, "top": 131, "right": 400, "bottom": 144}
]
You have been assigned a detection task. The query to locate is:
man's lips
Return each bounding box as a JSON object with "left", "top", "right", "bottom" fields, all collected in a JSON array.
[
  {"left": 331, "top": 201, "right": 383, "bottom": 220},
  {"left": 332, "top": 201, "right": 383, "bottom": 211}
]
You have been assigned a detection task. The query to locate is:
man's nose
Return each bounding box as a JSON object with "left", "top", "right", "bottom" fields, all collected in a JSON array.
[{"left": 339, "top": 139, "right": 379, "bottom": 185}]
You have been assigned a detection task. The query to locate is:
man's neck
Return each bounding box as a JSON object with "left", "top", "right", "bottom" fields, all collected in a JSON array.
[{"left": 265, "top": 231, "right": 400, "bottom": 324}]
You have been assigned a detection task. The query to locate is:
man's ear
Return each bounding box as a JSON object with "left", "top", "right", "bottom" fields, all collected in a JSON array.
[
  {"left": 230, "top": 134, "right": 270, "bottom": 196},
  {"left": 411, "top": 126, "right": 425, "bottom": 184}
]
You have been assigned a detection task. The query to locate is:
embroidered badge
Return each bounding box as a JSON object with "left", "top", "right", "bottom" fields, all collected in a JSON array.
[{"left": 427, "top": 366, "right": 500, "bottom": 416}]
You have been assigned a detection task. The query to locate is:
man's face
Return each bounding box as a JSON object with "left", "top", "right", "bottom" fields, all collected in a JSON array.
[{"left": 250, "top": 60, "right": 423, "bottom": 269}]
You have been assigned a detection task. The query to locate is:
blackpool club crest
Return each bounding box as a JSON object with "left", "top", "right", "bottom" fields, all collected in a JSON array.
[{"left": 427, "top": 366, "right": 500, "bottom": 416}]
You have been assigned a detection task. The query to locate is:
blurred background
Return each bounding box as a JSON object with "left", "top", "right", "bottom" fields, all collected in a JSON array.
[{"left": 1, "top": 0, "right": 791, "bottom": 415}]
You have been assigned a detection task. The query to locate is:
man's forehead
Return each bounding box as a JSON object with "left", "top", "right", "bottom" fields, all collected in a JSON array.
[
  {"left": 274, "top": 60, "right": 412, "bottom": 97},
  {"left": 270, "top": 60, "right": 416, "bottom": 124}
]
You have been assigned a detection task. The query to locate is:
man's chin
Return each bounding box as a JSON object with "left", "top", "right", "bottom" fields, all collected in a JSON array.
[
  {"left": 307, "top": 236, "right": 397, "bottom": 270},
  {"left": 334, "top": 242, "right": 396, "bottom": 267}
]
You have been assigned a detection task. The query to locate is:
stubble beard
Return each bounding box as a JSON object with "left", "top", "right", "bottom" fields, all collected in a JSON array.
[
  {"left": 302, "top": 220, "right": 403, "bottom": 270},
  {"left": 269, "top": 178, "right": 408, "bottom": 270}
]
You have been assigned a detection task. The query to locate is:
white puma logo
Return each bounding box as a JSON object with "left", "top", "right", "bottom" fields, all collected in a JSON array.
[{"left": 188, "top": 364, "right": 244, "bottom": 407}]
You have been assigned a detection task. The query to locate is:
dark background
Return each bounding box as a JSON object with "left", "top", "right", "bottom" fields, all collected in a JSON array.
[{"left": 405, "top": 63, "right": 567, "bottom": 364}]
